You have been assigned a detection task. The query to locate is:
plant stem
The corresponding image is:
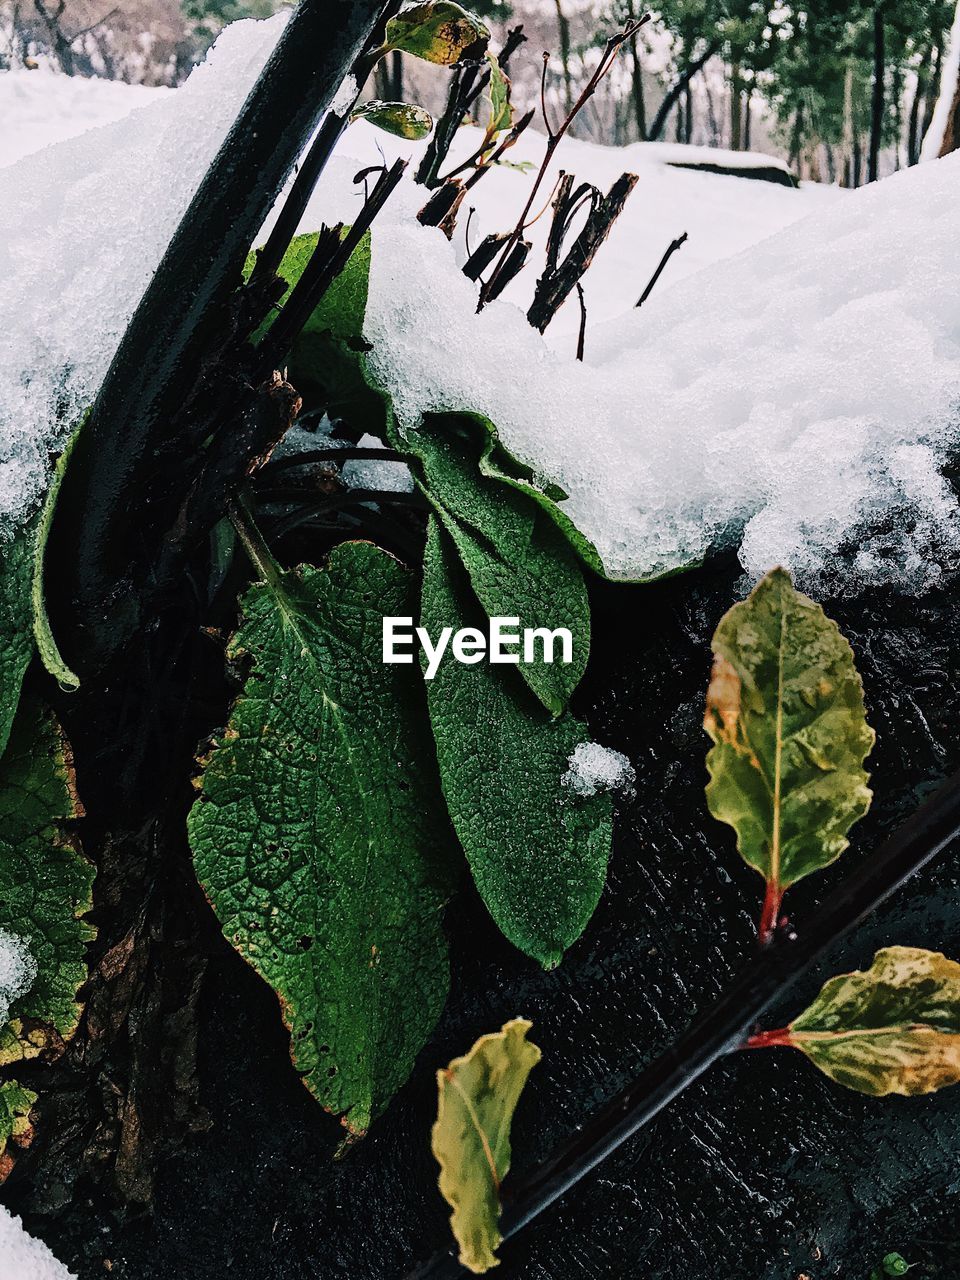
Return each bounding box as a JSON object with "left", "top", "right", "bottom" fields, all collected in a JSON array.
[
  {"left": 741, "top": 1027, "right": 792, "bottom": 1050},
  {"left": 406, "top": 761, "right": 960, "bottom": 1279},
  {"left": 478, "top": 16, "right": 650, "bottom": 310},
  {"left": 757, "top": 879, "right": 783, "bottom": 948},
  {"left": 228, "top": 492, "right": 285, "bottom": 591}
]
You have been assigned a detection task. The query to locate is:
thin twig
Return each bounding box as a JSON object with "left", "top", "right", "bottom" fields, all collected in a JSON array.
[
  {"left": 263, "top": 447, "right": 403, "bottom": 475},
  {"left": 478, "top": 15, "right": 651, "bottom": 310},
  {"left": 575, "top": 282, "right": 586, "bottom": 361},
  {"left": 636, "top": 232, "right": 688, "bottom": 308}
]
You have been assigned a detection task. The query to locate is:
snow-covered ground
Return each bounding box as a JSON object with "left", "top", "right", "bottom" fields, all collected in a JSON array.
[
  {"left": 0, "top": 15, "right": 958, "bottom": 597},
  {"left": 0, "top": 1204, "right": 75, "bottom": 1279}
]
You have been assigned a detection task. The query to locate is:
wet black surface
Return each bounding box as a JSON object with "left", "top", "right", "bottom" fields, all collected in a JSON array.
[{"left": 10, "top": 561, "right": 960, "bottom": 1280}]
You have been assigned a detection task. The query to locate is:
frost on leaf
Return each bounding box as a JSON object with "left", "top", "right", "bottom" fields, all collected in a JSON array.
[
  {"left": 750, "top": 948, "right": 960, "bottom": 1097},
  {"left": 187, "top": 542, "right": 457, "bottom": 1134},
  {"left": 432, "top": 1018, "right": 540, "bottom": 1274},
  {"left": 704, "top": 567, "right": 874, "bottom": 942},
  {"left": 0, "top": 697, "right": 92, "bottom": 1066}
]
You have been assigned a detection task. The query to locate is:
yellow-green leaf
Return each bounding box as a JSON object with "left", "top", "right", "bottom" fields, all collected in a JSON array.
[
  {"left": 351, "top": 100, "right": 434, "bottom": 140},
  {"left": 432, "top": 1017, "right": 540, "bottom": 1274},
  {"left": 749, "top": 947, "right": 960, "bottom": 1097},
  {"left": 385, "top": 2, "right": 489, "bottom": 65},
  {"left": 704, "top": 568, "right": 874, "bottom": 942},
  {"left": 485, "top": 52, "right": 512, "bottom": 136},
  {"left": 0, "top": 1081, "right": 36, "bottom": 1176}
]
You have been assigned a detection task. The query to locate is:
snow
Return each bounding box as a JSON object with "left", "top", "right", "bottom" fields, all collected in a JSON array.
[
  {"left": 563, "top": 742, "right": 636, "bottom": 798},
  {"left": 341, "top": 433, "right": 414, "bottom": 493},
  {"left": 0, "top": 15, "right": 286, "bottom": 535},
  {"left": 0, "top": 1204, "right": 76, "bottom": 1280},
  {"left": 2, "top": 14, "right": 959, "bottom": 595},
  {"left": 0, "top": 927, "right": 37, "bottom": 1026},
  {"left": 0, "top": 70, "right": 167, "bottom": 171},
  {"left": 922, "top": 0, "right": 960, "bottom": 161}
]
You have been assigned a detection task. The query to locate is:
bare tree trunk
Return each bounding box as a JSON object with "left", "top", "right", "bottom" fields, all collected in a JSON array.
[
  {"left": 647, "top": 39, "right": 720, "bottom": 141},
  {"left": 743, "top": 88, "right": 752, "bottom": 149},
  {"left": 921, "top": 40, "right": 943, "bottom": 140},
  {"left": 730, "top": 59, "right": 742, "bottom": 149},
  {"left": 628, "top": 24, "right": 646, "bottom": 140},
  {"left": 684, "top": 82, "right": 693, "bottom": 143},
  {"left": 868, "top": 3, "right": 885, "bottom": 182},
  {"left": 675, "top": 96, "right": 684, "bottom": 141},
  {"left": 908, "top": 44, "right": 931, "bottom": 165},
  {"left": 554, "top": 0, "right": 573, "bottom": 115}
]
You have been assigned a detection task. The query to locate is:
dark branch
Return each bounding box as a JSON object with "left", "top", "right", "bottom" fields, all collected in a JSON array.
[{"left": 636, "top": 231, "right": 688, "bottom": 308}]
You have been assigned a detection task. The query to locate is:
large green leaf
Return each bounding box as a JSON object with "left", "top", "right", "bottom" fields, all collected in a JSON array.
[
  {"left": 401, "top": 413, "right": 591, "bottom": 715},
  {"left": 187, "top": 541, "right": 457, "bottom": 1133},
  {"left": 385, "top": 2, "right": 489, "bottom": 65},
  {"left": 704, "top": 568, "right": 874, "bottom": 943},
  {"left": 750, "top": 947, "right": 960, "bottom": 1097},
  {"left": 432, "top": 1017, "right": 541, "bottom": 1274},
  {"left": 0, "top": 697, "right": 93, "bottom": 1066},
  {"left": 422, "top": 518, "right": 612, "bottom": 968},
  {"left": 32, "top": 426, "right": 81, "bottom": 692},
  {"left": 0, "top": 517, "right": 37, "bottom": 759}
]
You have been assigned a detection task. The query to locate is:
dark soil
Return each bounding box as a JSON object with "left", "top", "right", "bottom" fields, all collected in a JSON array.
[{"left": 7, "top": 561, "right": 960, "bottom": 1280}]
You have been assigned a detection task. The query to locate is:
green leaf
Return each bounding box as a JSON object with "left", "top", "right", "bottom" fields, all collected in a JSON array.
[
  {"left": 422, "top": 518, "right": 612, "bottom": 967},
  {"left": 0, "top": 516, "right": 38, "bottom": 759},
  {"left": 432, "top": 1017, "right": 540, "bottom": 1274},
  {"left": 752, "top": 947, "right": 960, "bottom": 1097},
  {"left": 0, "top": 1080, "right": 36, "bottom": 1174},
  {"left": 484, "top": 52, "right": 512, "bottom": 136},
  {"left": 187, "top": 541, "right": 457, "bottom": 1133},
  {"left": 246, "top": 230, "right": 385, "bottom": 435},
  {"left": 704, "top": 568, "right": 874, "bottom": 942},
  {"left": 351, "top": 100, "right": 434, "bottom": 140},
  {"left": 400, "top": 413, "right": 591, "bottom": 714},
  {"left": 0, "top": 697, "right": 93, "bottom": 1066},
  {"left": 385, "top": 2, "right": 489, "bottom": 65},
  {"left": 32, "top": 426, "right": 82, "bottom": 692}
]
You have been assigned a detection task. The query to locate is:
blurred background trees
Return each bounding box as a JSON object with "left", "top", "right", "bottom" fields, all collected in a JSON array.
[{"left": 0, "top": 0, "right": 957, "bottom": 179}]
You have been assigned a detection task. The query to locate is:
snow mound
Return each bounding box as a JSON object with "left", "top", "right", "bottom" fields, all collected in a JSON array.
[
  {"left": 0, "top": 927, "right": 37, "bottom": 1025},
  {"left": 0, "top": 69, "right": 167, "bottom": 171},
  {"left": 0, "top": 15, "right": 286, "bottom": 535},
  {"left": 563, "top": 743, "right": 636, "bottom": 798},
  {"left": 0, "top": 1205, "right": 76, "bottom": 1280},
  {"left": 3, "top": 14, "right": 959, "bottom": 595}
]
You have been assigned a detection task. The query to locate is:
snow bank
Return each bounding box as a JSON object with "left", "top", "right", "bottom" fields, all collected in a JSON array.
[
  {"left": 0, "top": 69, "right": 166, "bottom": 171},
  {"left": 0, "top": 927, "right": 36, "bottom": 1025},
  {"left": 0, "top": 1204, "right": 76, "bottom": 1280},
  {"left": 0, "top": 15, "right": 285, "bottom": 532},
  {"left": 3, "top": 15, "right": 959, "bottom": 595}
]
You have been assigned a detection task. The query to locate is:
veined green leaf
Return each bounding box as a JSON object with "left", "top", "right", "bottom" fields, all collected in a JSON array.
[
  {"left": 0, "top": 1080, "right": 36, "bottom": 1175},
  {"left": 351, "top": 100, "right": 434, "bottom": 140},
  {"left": 401, "top": 413, "right": 591, "bottom": 715},
  {"left": 0, "top": 697, "right": 93, "bottom": 1066},
  {"left": 749, "top": 947, "right": 960, "bottom": 1097},
  {"left": 485, "top": 52, "right": 512, "bottom": 136},
  {"left": 385, "top": 2, "right": 489, "bottom": 65},
  {"left": 0, "top": 516, "right": 38, "bottom": 759},
  {"left": 187, "top": 541, "right": 457, "bottom": 1133},
  {"left": 704, "top": 568, "right": 874, "bottom": 942},
  {"left": 432, "top": 1017, "right": 540, "bottom": 1274},
  {"left": 33, "top": 427, "right": 82, "bottom": 692},
  {"left": 422, "top": 518, "right": 611, "bottom": 967}
]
